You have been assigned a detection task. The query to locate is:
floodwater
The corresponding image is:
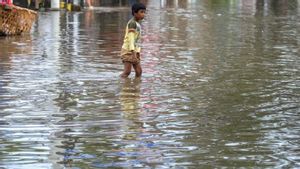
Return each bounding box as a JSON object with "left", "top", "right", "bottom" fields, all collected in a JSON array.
[{"left": 0, "top": 0, "right": 299, "bottom": 168}]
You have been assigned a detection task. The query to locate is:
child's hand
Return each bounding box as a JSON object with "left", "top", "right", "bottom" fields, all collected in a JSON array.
[{"left": 132, "top": 51, "right": 137, "bottom": 58}]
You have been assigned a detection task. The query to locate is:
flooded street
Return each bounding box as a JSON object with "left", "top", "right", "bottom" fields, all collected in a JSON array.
[{"left": 0, "top": 0, "right": 299, "bottom": 168}]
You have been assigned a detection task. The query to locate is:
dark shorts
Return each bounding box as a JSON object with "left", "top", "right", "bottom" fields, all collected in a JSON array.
[{"left": 121, "top": 52, "right": 141, "bottom": 64}]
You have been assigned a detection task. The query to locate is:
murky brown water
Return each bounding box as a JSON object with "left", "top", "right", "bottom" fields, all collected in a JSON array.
[{"left": 0, "top": 0, "right": 299, "bottom": 168}]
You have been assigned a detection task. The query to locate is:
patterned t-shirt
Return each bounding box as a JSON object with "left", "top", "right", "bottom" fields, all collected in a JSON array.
[{"left": 121, "top": 18, "right": 142, "bottom": 55}]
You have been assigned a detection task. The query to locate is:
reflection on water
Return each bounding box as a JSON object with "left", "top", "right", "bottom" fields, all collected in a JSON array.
[{"left": 0, "top": 0, "right": 300, "bottom": 168}]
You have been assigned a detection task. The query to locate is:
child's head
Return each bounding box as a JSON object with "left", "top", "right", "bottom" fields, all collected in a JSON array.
[{"left": 132, "top": 3, "right": 146, "bottom": 20}]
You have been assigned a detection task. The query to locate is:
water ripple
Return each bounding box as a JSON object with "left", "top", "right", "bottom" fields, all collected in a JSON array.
[{"left": 1, "top": 1, "right": 300, "bottom": 168}]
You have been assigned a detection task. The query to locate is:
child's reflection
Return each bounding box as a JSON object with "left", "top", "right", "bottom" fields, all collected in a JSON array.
[
  {"left": 113, "top": 78, "right": 163, "bottom": 165},
  {"left": 119, "top": 77, "right": 143, "bottom": 142},
  {"left": 120, "top": 77, "right": 141, "bottom": 120}
]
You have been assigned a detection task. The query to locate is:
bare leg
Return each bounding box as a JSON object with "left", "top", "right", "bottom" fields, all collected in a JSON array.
[
  {"left": 120, "top": 62, "right": 132, "bottom": 78},
  {"left": 86, "top": 0, "right": 92, "bottom": 7},
  {"left": 133, "top": 63, "right": 142, "bottom": 77}
]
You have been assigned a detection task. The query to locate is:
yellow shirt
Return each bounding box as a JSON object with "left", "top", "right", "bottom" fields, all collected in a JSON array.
[{"left": 121, "top": 18, "right": 141, "bottom": 55}]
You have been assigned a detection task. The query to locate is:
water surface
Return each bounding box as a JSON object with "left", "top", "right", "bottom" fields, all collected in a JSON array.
[{"left": 0, "top": 0, "right": 299, "bottom": 168}]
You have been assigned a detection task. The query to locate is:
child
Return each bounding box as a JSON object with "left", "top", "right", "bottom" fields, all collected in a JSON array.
[{"left": 120, "top": 3, "right": 146, "bottom": 78}]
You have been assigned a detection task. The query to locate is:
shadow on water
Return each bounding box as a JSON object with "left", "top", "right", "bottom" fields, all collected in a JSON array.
[{"left": 0, "top": 0, "right": 299, "bottom": 168}]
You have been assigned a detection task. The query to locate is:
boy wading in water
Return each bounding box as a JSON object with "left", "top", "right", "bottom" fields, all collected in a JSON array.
[{"left": 120, "top": 3, "right": 146, "bottom": 78}]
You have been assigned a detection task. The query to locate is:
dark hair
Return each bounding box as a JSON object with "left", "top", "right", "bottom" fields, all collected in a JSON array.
[{"left": 131, "top": 3, "right": 146, "bottom": 15}]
